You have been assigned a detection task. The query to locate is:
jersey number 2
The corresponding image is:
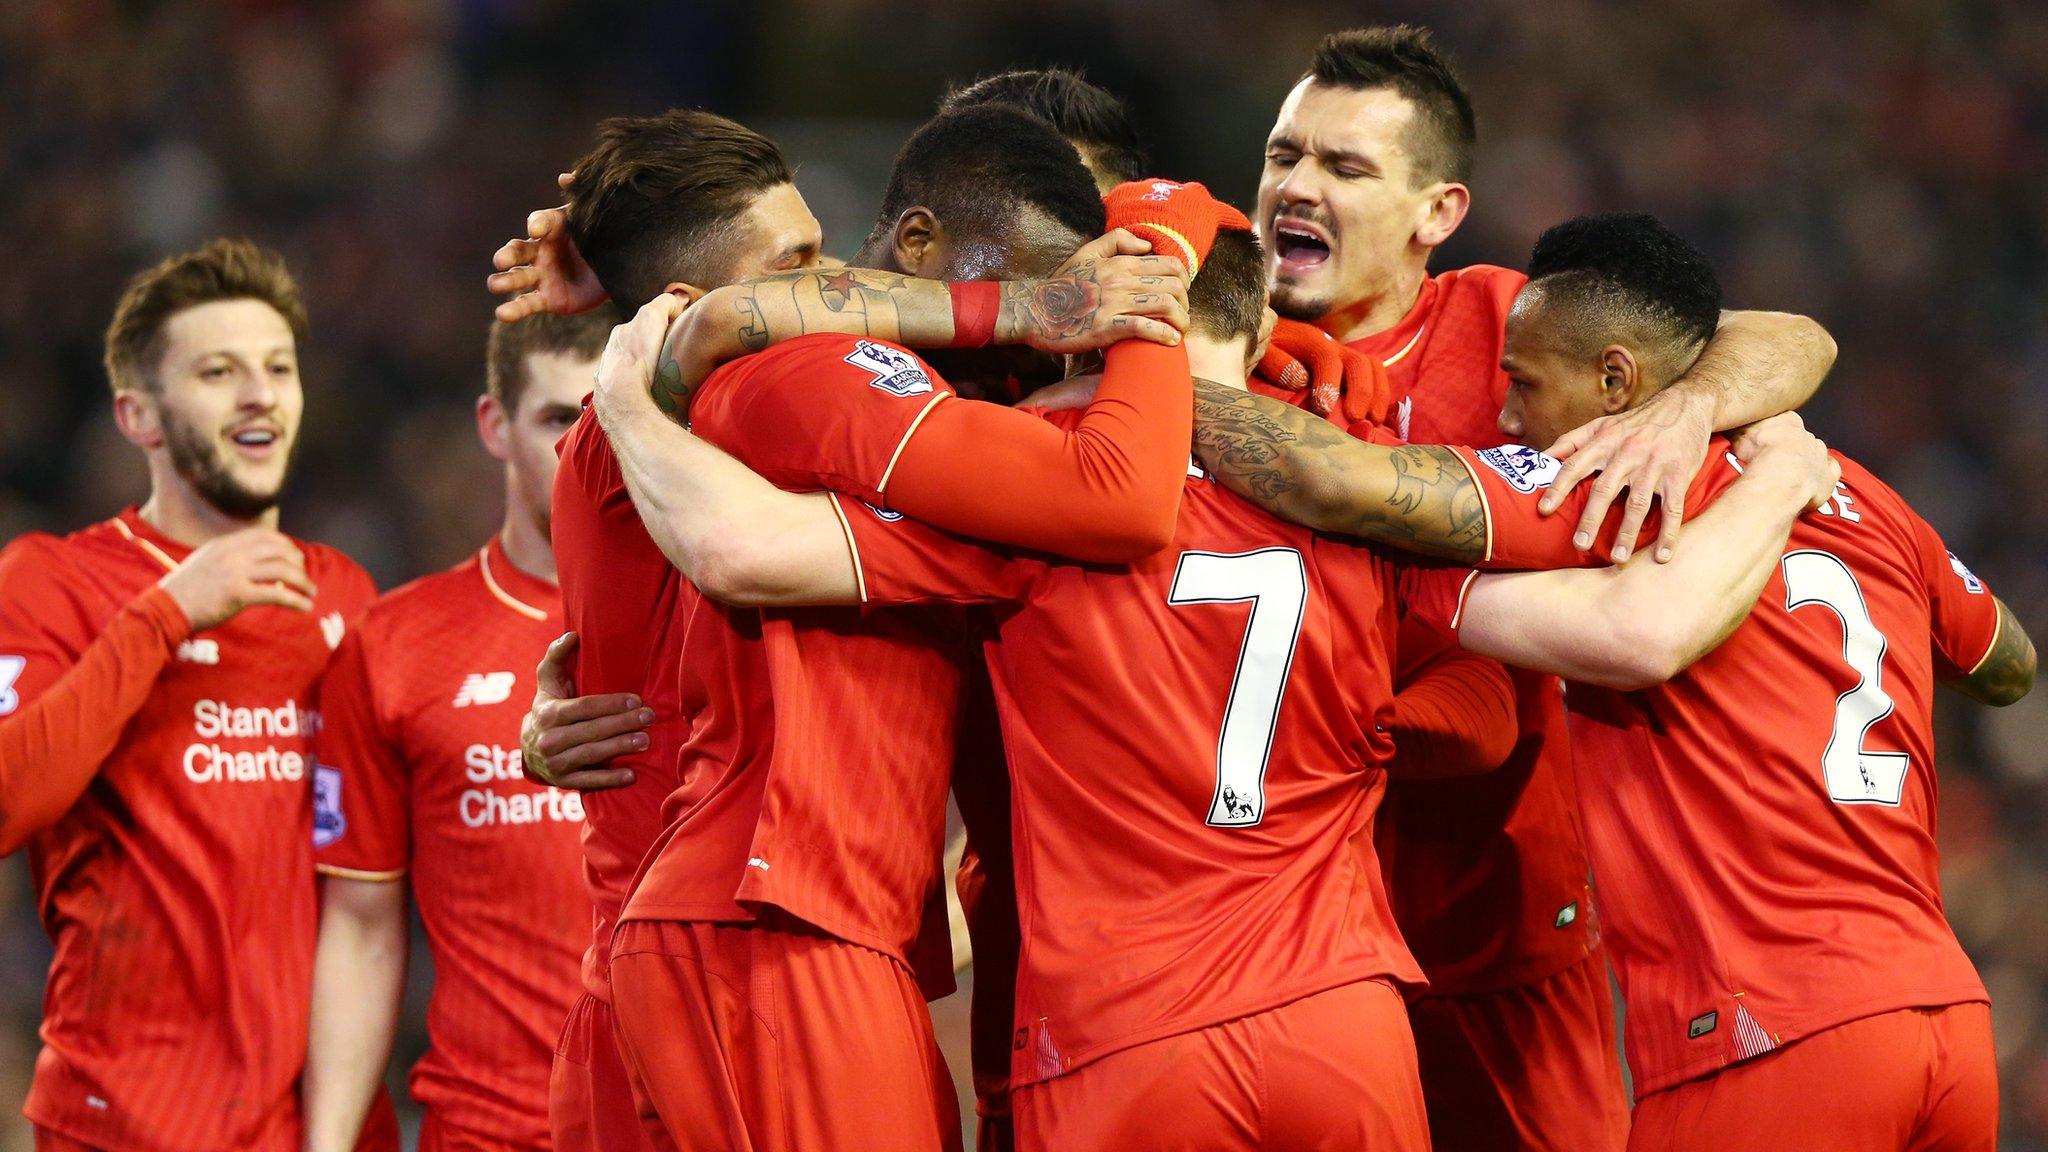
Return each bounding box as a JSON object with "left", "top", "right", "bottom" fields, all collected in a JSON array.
[
  {"left": 1168, "top": 549, "right": 1307, "bottom": 828},
  {"left": 1782, "top": 550, "right": 1908, "bottom": 805}
]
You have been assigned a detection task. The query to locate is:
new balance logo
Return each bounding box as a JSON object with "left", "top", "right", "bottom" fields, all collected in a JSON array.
[
  {"left": 177, "top": 639, "right": 220, "bottom": 665},
  {"left": 453, "top": 672, "right": 516, "bottom": 708},
  {"left": 320, "top": 611, "right": 346, "bottom": 650}
]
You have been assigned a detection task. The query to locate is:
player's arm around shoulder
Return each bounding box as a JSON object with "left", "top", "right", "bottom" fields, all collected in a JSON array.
[
  {"left": 1189, "top": 378, "right": 1486, "bottom": 562},
  {"left": 594, "top": 295, "right": 861, "bottom": 608},
  {"left": 1459, "top": 414, "right": 1840, "bottom": 689}
]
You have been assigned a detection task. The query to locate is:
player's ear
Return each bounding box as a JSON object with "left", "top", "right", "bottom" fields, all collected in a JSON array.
[
  {"left": 1414, "top": 182, "right": 1470, "bottom": 250},
  {"left": 891, "top": 208, "right": 939, "bottom": 276},
  {"left": 1598, "top": 344, "right": 1637, "bottom": 413},
  {"left": 475, "top": 393, "right": 511, "bottom": 462},
  {"left": 112, "top": 388, "right": 164, "bottom": 450},
  {"left": 1252, "top": 305, "right": 1278, "bottom": 370},
  {"left": 662, "top": 281, "right": 709, "bottom": 307}
]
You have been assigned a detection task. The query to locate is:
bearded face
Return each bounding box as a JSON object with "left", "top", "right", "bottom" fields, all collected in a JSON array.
[
  {"left": 140, "top": 299, "right": 305, "bottom": 520},
  {"left": 160, "top": 400, "right": 294, "bottom": 519}
]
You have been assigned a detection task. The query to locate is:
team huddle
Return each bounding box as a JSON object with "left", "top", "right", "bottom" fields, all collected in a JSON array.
[{"left": 0, "top": 22, "right": 2036, "bottom": 1152}]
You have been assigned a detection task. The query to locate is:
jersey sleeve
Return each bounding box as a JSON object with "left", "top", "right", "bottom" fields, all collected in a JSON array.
[
  {"left": 312, "top": 626, "right": 411, "bottom": 879},
  {"left": 1452, "top": 441, "right": 1741, "bottom": 570},
  {"left": 1908, "top": 515, "right": 2002, "bottom": 678},
  {"left": 829, "top": 496, "right": 1035, "bottom": 607},
  {"left": 0, "top": 537, "right": 191, "bottom": 855},
  {"left": 698, "top": 335, "right": 1190, "bottom": 564},
  {"left": 883, "top": 340, "right": 1191, "bottom": 562},
  {"left": 1387, "top": 608, "right": 1518, "bottom": 779},
  {"left": 689, "top": 335, "right": 956, "bottom": 508}
]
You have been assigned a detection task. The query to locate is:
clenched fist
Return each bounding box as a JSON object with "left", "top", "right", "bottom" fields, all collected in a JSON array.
[{"left": 158, "top": 528, "right": 318, "bottom": 632}]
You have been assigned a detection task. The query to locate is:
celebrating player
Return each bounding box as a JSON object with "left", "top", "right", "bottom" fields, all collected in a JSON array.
[
  {"left": 301, "top": 311, "right": 611, "bottom": 1152},
  {"left": 1251, "top": 27, "right": 1839, "bottom": 1148},
  {"left": 1194, "top": 211, "right": 2036, "bottom": 1151},
  {"left": 0, "top": 240, "right": 381, "bottom": 1152}
]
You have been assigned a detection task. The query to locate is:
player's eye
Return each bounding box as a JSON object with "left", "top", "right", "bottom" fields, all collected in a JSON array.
[
  {"left": 200, "top": 364, "right": 232, "bottom": 381},
  {"left": 1265, "top": 150, "right": 1299, "bottom": 168}
]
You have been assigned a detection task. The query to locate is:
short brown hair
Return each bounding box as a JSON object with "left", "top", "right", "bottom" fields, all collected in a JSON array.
[
  {"left": 1307, "top": 26, "right": 1476, "bottom": 186},
  {"left": 103, "top": 238, "right": 308, "bottom": 393},
  {"left": 485, "top": 311, "right": 613, "bottom": 411},
  {"left": 565, "top": 110, "right": 791, "bottom": 312},
  {"left": 1189, "top": 228, "right": 1268, "bottom": 344}
]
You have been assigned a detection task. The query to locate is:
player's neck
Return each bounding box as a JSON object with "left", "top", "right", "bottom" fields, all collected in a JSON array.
[
  {"left": 1186, "top": 336, "right": 1251, "bottom": 392},
  {"left": 139, "top": 465, "right": 276, "bottom": 546},
  {"left": 1317, "top": 263, "right": 1427, "bottom": 345},
  {"left": 498, "top": 506, "right": 557, "bottom": 583}
]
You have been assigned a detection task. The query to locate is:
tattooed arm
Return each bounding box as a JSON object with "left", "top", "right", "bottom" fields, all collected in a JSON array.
[
  {"left": 1946, "top": 600, "right": 2036, "bottom": 706},
  {"left": 1190, "top": 379, "right": 1486, "bottom": 562},
  {"left": 652, "top": 246, "right": 1188, "bottom": 418}
]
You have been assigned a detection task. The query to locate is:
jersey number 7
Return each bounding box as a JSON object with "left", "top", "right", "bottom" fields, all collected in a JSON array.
[
  {"left": 1168, "top": 549, "right": 1307, "bottom": 828},
  {"left": 1783, "top": 549, "right": 1908, "bottom": 806}
]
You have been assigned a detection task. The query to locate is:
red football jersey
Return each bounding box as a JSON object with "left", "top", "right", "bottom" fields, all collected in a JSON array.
[
  {"left": 831, "top": 404, "right": 1423, "bottom": 1087},
  {"left": 1429, "top": 445, "right": 2000, "bottom": 1095},
  {"left": 1348, "top": 264, "right": 1598, "bottom": 995},
  {"left": 551, "top": 409, "right": 691, "bottom": 1002},
  {"left": 620, "top": 337, "right": 971, "bottom": 978},
  {"left": 0, "top": 508, "right": 374, "bottom": 1152},
  {"left": 312, "top": 537, "right": 586, "bottom": 1146}
]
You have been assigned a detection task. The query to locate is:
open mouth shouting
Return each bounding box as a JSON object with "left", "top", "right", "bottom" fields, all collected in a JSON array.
[{"left": 1271, "top": 216, "right": 1334, "bottom": 275}]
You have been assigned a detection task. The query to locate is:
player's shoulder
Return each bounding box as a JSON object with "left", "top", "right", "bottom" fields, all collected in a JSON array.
[
  {"left": 0, "top": 522, "right": 116, "bottom": 590},
  {"left": 715, "top": 334, "right": 946, "bottom": 401},
  {"left": 1437, "top": 264, "right": 1528, "bottom": 311},
  {"left": 350, "top": 553, "right": 483, "bottom": 641},
  {"left": 0, "top": 530, "right": 74, "bottom": 573},
  {"left": 294, "top": 537, "right": 376, "bottom": 596}
]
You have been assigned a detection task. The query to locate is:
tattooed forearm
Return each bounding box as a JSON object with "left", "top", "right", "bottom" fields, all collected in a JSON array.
[
  {"left": 735, "top": 292, "right": 771, "bottom": 352},
  {"left": 1948, "top": 599, "right": 2037, "bottom": 707},
  {"left": 997, "top": 267, "right": 1101, "bottom": 345},
  {"left": 1191, "top": 379, "right": 1486, "bottom": 563}
]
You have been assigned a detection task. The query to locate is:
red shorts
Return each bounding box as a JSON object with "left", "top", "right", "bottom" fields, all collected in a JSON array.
[
  {"left": 1012, "top": 978, "right": 1429, "bottom": 1152},
  {"left": 1628, "top": 1001, "right": 1996, "bottom": 1152},
  {"left": 551, "top": 991, "right": 660, "bottom": 1152},
  {"left": 35, "top": 1094, "right": 401, "bottom": 1152},
  {"left": 1408, "top": 947, "right": 1629, "bottom": 1151},
  {"left": 418, "top": 1112, "right": 530, "bottom": 1152},
  {"left": 608, "top": 916, "right": 961, "bottom": 1152}
]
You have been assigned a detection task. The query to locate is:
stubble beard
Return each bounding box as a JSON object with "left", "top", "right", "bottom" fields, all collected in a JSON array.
[{"left": 163, "top": 412, "right": 289, "bottom": 521}]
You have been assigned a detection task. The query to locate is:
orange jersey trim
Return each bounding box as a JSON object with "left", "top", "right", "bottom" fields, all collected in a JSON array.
[
  {"left": 109, "top": 515, "right": 180, "bottom": 572},
  {"left": 826, "top": 495, "right": 870, "bottom": 604},
  {"left": 478, "top": 545, "right": 549, "bottom": 621},
  {"left": 316, "top": 862, "right": 406, "bottom": 883},
  {"left": 876, "top": 393, "right": 952, "bottom": 497}
]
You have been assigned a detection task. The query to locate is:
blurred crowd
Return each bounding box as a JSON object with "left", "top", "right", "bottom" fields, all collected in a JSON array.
[{"left": 2, "top": 0, "right": 2045, "bottom": 1146}]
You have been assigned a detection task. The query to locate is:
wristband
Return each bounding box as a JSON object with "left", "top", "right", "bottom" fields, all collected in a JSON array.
[{"left": 948, "top": 281, "right": 1002, "bottom": 348}]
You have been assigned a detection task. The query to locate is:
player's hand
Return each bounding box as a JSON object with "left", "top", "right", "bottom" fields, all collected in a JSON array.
[
  {"left": 521, "top": 633, "right": 650, "bottom": 792},
  {"left": 1540, "top": 388, "right": 1715, "bottom": 564},
  {"left": 487, "top": 173, "right": 609, "bottom": 322},
  {"left": 1730, "top": 411, "right": 1840, "bottom": 512},
  {"left": 158, "top": 528, "right": 318, "bottom": 632},
  {"left": 1012, "top": 229, "right": 1189, "bottom": 353},
  {"left": 592, "top": 292, "right": 692, "bottom": 422}
]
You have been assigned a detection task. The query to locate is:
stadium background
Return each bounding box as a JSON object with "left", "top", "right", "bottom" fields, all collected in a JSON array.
[{"left": 2, "top": 0, "right": 2045, "bottom": 1146}]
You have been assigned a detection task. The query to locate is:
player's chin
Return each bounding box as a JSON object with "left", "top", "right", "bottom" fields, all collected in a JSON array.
[{"left": 1267, "top": 282, "right": 1333, "bottom": 323}]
